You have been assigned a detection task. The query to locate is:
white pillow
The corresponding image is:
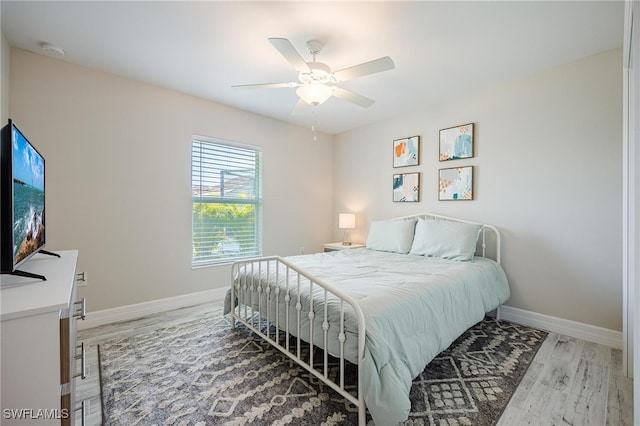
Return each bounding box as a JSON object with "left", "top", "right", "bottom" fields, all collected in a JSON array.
[
  {"left": 366, "top": 219, "right": 417, "bottom": 254},
  {"left": 409, "top": 219, "right": 482, "bottom": 261}
]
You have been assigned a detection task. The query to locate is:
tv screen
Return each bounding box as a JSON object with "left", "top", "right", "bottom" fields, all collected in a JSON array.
[{"left": 1, "top": 119, "right": 46, "bottom": 276}]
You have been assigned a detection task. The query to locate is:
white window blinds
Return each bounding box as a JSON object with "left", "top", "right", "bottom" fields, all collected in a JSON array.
[{"left": 191, "top": 137, "right": 262, "bottom": 266}]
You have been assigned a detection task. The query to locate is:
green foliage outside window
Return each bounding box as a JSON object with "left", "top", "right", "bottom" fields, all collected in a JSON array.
[{"left": 192, "top": 202, "right": 257, "bottom": 262}]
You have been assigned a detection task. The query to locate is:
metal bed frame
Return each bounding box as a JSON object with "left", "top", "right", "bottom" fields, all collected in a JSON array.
[{"left": 229, "top": 212, "right": 502, "bottom": 425}]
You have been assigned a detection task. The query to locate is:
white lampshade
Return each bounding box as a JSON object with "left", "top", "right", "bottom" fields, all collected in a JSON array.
[
  {"left": 338, "top": 213, "right": 356, "bottom": 229},
  {"left": 296, "top": 83, "right": 334, "bottom": 106}
]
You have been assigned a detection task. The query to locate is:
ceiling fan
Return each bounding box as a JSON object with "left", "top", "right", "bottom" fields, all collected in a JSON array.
[{"left": 232, "top": 38, "right": 395, "bottom": 112}]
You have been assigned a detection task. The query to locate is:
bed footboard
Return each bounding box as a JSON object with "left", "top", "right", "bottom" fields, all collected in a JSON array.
[{"left": 230, "top": 256, "right": 367, "bottom": 425}]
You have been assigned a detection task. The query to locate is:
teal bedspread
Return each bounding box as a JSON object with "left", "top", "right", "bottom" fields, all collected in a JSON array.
[{"left": 228, "top": 248, "right": 510, "bottom": 425}]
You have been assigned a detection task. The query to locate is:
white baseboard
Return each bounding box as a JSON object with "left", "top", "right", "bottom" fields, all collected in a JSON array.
[
  {"left": 78, "top": 291, "right": 623, "bottom": 350},
  {"left": 78, "top": 287, "right": 228, "bottom": 330},
  {"left": 499, "top": 305, "right": 622, "bottom": 349}
]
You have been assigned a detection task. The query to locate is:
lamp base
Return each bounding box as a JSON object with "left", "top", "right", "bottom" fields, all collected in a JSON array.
[{"left": 342, "top": 230, "right": 351, "bottom": 246}]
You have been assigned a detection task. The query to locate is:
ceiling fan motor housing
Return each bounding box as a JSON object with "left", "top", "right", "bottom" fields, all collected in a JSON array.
[{"left": 298, "top": 61, "right": 335, "bottom": 84}]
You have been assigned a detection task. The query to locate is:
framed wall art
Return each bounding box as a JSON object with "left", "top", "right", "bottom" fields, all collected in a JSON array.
[
  {"left": 439, "top": 166, "right": 473, "bottom": 200},
  {"left": 393, "top": 135, "right": 420, "bottom": 167},
  {"left": 439, "top": 123, "right": 474, "bottom": 161},
  {"left": 393, "top": 172, "right": 420, "bottom": 202}
]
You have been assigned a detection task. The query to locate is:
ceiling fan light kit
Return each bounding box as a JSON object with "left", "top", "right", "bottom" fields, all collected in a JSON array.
[
  {"left": 296, "top": 83, "right": 334, "bottom": 105},
  {"left": 232, "top": 37, "right": 394, "bottom": 109}
]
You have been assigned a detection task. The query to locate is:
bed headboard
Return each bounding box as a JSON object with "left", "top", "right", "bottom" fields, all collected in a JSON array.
[{"left": 392, "top": 212, "right": 502, "bottom": 264}]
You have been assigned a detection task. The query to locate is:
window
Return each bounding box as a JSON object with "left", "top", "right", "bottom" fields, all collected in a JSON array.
[{"left": 191, "top": 137, "right": 262, "bottom": 266}]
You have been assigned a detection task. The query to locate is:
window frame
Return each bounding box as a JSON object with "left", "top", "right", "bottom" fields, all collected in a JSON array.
[{"left": 191, "top": 135, "right": 263, "bottom": 267}]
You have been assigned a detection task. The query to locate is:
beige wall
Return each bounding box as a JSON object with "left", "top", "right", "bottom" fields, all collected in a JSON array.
[
  {"left": 334, "top": 48, "right": 623, "bottom": 331},
  {"left": 9, "top": 48, "right": 334, "bottom": 311},
  {"left": 1, "top": 30, "right": 9, "bottom": 123},
  {"left": 8, "top": 45, "right": 624, "bottom": 332}
]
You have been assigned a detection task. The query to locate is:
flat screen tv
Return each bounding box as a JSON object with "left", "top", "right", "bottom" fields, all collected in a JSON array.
[{"left": 1, "top": 119, "right": 56, "bottom": 281}]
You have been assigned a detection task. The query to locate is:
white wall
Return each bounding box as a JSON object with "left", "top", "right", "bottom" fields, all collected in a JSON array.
[
  {"left": 627, "top": 0, "right": 640, "bottom": 411},
  {"left": 334, "top": 48, "right": 623, "bottom": 331},
  {"left": 622, "top": 0, "right": 637, "bottom": 379},
  {"left": 9, "top": 48, "right": 334, "bottom": 312}
]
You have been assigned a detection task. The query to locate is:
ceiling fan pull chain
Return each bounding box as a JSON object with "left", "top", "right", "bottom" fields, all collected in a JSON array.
[{"left": 312, "top": 108, "right": 317, "bottom": 141}]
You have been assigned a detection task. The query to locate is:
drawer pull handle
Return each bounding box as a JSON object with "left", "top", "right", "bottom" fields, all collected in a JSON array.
[
  {"left": 74, "top": 342, "right": 87, "bottom": 380},
  {"left": 74, "top": 400, "right": 87, "bottom": 426},
  {"left": 74, "top": 298, "right": 86, "bottom": 320}
]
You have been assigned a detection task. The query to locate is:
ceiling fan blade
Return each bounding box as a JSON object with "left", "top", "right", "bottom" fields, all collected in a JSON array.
[
  {"left": 334, "top": 56, "right": 395, "bottom": 82},
  {"left": 268, "top": 38, "right": 311, "bottom": 73},
  {"left": 332, "top": 87, "right": 375, "bottom": 108},
  {"left": 232, "top": 82, "right": 299, "bottom": 89}
]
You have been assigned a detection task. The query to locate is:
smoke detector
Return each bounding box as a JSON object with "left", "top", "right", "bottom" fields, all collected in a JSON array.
[{"left": 40, "top": 43, "right": 65, "bottom": 56}]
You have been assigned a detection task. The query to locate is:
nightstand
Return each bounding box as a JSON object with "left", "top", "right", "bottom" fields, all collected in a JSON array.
[{"left": 323, "top": 242, "right": 365, "bottom": 252}]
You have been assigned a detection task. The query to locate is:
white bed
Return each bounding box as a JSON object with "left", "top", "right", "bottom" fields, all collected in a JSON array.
[{"left": 226, "top": 212, "right": 510, "bottom": 425}]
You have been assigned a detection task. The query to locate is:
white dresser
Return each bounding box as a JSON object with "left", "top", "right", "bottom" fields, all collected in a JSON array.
[{"left": 1, "top": 250, "right": 85, "bottom": 425}]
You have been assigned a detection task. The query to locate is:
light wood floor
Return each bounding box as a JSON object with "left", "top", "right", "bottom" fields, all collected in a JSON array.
[{"left": 74, "top": 302, "right": 633, "bottom": 426}]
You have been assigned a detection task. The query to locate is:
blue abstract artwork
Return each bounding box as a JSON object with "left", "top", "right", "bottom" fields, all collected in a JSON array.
[
  {"left": 393, "top": 172, "right": 420, "bottom": 202},
  {"left": 439, "top": 123, "right": 474, "bottom": 161},
  {"left": 393, "top": 136, "right": 420, "bottom": 167},
  {"left": 439, "top": 166, "right": 473, "bottom": 201}
]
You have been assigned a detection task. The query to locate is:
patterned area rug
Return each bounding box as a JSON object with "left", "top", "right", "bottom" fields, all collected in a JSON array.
[{"left": 99, "top": 309, "right": 546, "bottom": 426}]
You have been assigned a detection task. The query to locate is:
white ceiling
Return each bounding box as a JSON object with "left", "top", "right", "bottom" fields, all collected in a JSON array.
[{"left": 1, "top": 1, "right": 624, "bottom": 135}]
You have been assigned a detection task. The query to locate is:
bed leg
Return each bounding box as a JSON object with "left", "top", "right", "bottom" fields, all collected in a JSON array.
[
  {"left": 230, "top": 280, "right": 236, "bottom": 330},
  {"left": 496, "top": 306, "right": 501, "bottom": 322},
  {"left": 358, "top": 370, "right": 366, "bottom": 425},
  {"left": 358, "top": 402, "right": 366, "bottom": 426}
]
